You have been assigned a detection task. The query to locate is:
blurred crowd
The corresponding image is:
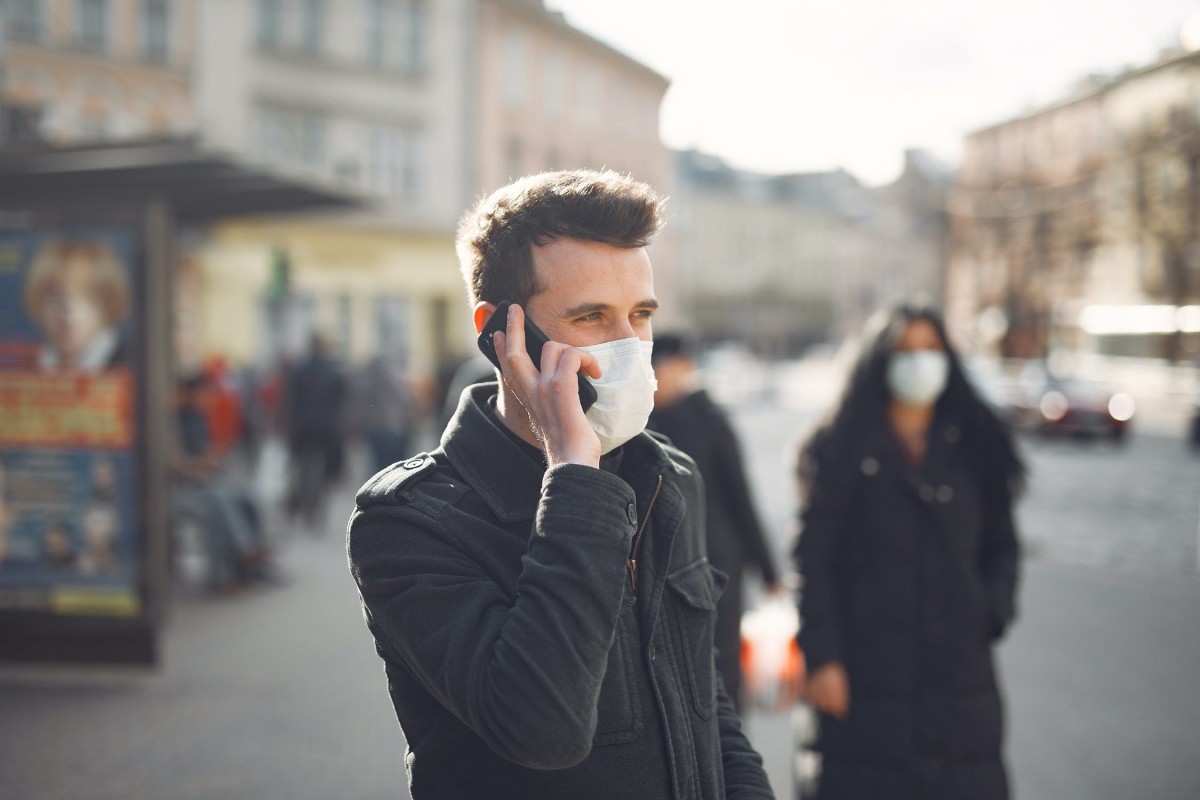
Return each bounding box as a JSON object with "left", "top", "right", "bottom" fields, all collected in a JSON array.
[{"left": 168, "top": 337, "right": 444, "bottom": 595}]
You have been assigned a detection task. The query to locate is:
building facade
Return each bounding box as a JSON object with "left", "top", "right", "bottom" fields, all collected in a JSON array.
[
  {"left": 949, "top": 49, "right": 1200, "bottom": 363},
  {"left": 190, "top": 0, "right": 474, "bottom": 374},
  {"left": 1, "top": 0, "right": 196, "bottom": 146},
  {"left": 472, "top": 0, "right": 678, "bottom": 323},
  {"left": 672, "top": 149, "right": 949, "bottom": 355},
  {"left": 473, "top": 0, "right": 669, "bottom": 194},
  {"left": 2, "top": 0, "right": 679, "bottom": 374}
]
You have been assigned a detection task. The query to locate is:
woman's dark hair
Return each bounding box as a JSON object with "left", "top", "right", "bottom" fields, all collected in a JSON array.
[{"left": 801, "top": 303, "right": 1025, "bottom": 507}]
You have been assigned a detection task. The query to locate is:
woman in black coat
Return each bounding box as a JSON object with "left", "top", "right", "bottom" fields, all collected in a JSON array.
[{"left": 793, "top": 305, "right": 1025, "bottom": 800}]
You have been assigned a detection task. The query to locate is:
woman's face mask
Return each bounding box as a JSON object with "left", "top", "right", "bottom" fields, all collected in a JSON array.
[
  {"left": 577, "top": 337, "right": 657, "bottom": 454},
  {"left": 887, "top": 350, "right": 949, "bottom": 407}
]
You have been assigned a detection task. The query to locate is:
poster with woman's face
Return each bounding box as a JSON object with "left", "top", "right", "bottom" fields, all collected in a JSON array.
[{"left": 0, "top": 229, "right": 140, "bottom": 618}]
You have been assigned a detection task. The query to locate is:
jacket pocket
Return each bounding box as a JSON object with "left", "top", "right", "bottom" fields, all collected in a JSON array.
[
  {"left": 593, "top": 599, "right": 641, "bottom": 745},
  {"left": 666, "top": 559, "right": 726, "bottom": 720}
]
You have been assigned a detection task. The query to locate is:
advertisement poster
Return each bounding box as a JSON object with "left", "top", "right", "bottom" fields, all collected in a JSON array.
[{"left": 0, "top": 229, "right": 141, "bottom": 618}]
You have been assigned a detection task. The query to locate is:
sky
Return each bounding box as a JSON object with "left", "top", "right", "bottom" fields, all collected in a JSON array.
[{"left": 547, "top": 0, "right": 1200, "bottom": 185}]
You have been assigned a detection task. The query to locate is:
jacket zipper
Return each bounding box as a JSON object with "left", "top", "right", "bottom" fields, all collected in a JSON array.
[{"left": 627, "top": 473, "right": 663, "bottom": 593}]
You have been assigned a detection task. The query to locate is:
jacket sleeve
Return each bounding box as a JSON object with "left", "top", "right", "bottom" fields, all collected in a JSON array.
[
  {"left": 791, "top": 440, "right": 851, "bottom": 672},
  {"left": 711, "top": 410, "right": 779, "bottom": 586},
  {"left": 348, "top": 463, "right": 636, "bottom": 770},
  {"left": 979, "top": 491, "right": 1020, "bottom": 640},
  {"left": 715, "top": 674, "right": 776, "bottom": 798}
]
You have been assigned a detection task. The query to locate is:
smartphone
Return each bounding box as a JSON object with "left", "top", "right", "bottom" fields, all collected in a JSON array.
[{"left": 477, "top": 301, "right": 598, "bottom": 412}]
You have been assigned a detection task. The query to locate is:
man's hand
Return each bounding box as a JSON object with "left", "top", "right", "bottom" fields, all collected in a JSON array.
[
  {"left": 492, "top": 303, "right": 603, "bottom": 468},
  {"left": 806, "top": 661, "right": 850, "bottom": 719}
]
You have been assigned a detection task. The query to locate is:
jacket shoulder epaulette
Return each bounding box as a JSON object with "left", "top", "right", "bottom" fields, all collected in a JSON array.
[
  {"left": 646, "top": 429, "right": 676, "bottom": 448},
  {"left": 644, "top": 431, "right": 695, "bottom": 477},
  {"left": 356, "top": 454, "right": 437, "bottom": 508}
]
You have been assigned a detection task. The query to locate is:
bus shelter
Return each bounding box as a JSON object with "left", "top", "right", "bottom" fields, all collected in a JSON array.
[{"left": 0, "top": 138, "right": 357, "bottom": 664}]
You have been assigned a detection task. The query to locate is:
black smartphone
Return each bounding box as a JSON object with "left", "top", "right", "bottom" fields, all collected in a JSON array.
[{"left": 477, "top": 301, "right": 598, "bottom": 412}]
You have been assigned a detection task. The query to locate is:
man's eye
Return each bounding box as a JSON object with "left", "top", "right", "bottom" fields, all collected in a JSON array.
[
  {"left": 576, "top": 312, "right": 602, "bottom": 323},
  {"left": 634, "top": 309, "right": 656, "bottom": 320}
]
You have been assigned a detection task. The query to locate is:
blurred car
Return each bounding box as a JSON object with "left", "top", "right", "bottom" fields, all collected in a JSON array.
[
  {"left": 962, "top": 358, "right": 1022, "bottom": 424},
  {"left": 1011, "top": 363, "right": 1135, "bottom": 441}
]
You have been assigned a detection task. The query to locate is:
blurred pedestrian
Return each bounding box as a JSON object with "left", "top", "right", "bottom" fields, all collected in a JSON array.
[
  {"left": 285, "top": 335, "right": 348, "bottom": 528},
  {"left": 354, "top": 353, "right": 417, "bottom": 475},
  {"left": 649, "top": 333, "right": 781, "bottom": 712},
  {"left": 171, "top": 374, "right": 273, "bottom": 590},
  {"left": 792, "top": 304, "right": 1025, "bottom": 800},
  {"left": 202, "top": 354, "right": 246, "bottom": 462},
  {"left": 437, "top": 352, "right": 494, "bottom": 433}
]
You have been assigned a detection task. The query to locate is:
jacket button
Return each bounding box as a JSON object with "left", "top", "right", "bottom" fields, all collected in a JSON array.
[
  {"left": 936, "top": 485, "right": 954, "bottom": 503},
  {"left": 860, "top": 456, "right": 880, "bottom": 477},
  {"left": 627, "top": 503, "right": 638, "bottom": 524},
  {"left": 403, "top": 458, "right": 425, "bottom": 469},
  {"left": 919, "top": 485, "right": 936, "bottom": 503}
]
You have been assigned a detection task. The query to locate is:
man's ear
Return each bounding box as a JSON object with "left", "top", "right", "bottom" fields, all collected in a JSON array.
[{"left": 472, "top": 301, "right": 497, "bottom": 334}]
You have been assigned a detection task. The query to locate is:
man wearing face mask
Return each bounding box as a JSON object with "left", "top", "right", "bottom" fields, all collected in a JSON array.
[
  {"left": 347, "top": 170, "right": 774, "bottom": 800},
  {"left": 792, "top": 305, "right": 1024, "bottom": 800}
]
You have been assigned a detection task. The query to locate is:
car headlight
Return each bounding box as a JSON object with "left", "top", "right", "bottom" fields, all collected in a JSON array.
[
  {"left": 1040, "top": 391, "right": 1069, "bottom": 422},
  {"left": 1108, "top": 393, "right": 1135, "bottom": 422}
]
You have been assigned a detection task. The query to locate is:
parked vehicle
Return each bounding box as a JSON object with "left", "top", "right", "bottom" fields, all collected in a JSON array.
[{"left": 1012, "top": 362, "right": 1134, "bottom": 441}]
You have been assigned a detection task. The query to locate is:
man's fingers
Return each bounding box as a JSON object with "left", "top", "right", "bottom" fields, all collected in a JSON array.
[
  {"left": 496, "top": 304, "right": 537, "bottom": 387},
  {"left": 577, "top": 350, "right": 601, "bottom": 380}
]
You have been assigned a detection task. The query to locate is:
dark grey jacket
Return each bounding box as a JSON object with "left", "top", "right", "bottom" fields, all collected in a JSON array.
[{"left": 348, "top": 384, "right": 774, "bottom": 800}]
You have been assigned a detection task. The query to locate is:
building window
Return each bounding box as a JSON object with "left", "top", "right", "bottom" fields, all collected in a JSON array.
[
  {"left": 300, "top": 117, "right": 326, "bottom": 167},
  {"left": 8, "top": 0, "right": 44, "bottom": 41},
  {"left": 395, "top": 0, "right": 425, "bottom": 74},
  {"left": 259, "top": 106, "right": 327, "bottom": 171},
  {"left": 257, "top": 0, "right": 282, "bottom": 49},
  {"left": 367, "top": 0, "right": 386, "bottom": 66},
  {"left": 301, "top": 0, "right": 323, "bottom": 56},
  {"left": 79, "top": 111, "right": 109, "bottom": 141},
  {"left": 543, "top": 50, "right": 566, "bottom": 120},
  {"left": 503, "top": 28, "right": 527, "bottom": 107},
  {"left": 366, "top": 0, "right": 426, "bottom": 74},
  {"left": 76, "top": 0, "right": 110, "bottom": 50},
  {"left": 375, "top": 296, "right": 411, "bottom": 361},
  {"left": 367, "top": 124, "right": 425, "bottom": 201},
  {"left": 2, "top": 104, "right": 45, "bottom": 146},
  {"left": 141, "top": 0, "right": 171, "bottom": 62},
  {"left": 576, "top": 65, "right": 601, "bottom": 127},
  {"left": 504, "top": 137, "right": 523, "bottom": 180}
]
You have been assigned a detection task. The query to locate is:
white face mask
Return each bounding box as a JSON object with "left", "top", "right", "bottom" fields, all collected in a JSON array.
[
  {"left": 887, "top": 350, "right": 949, "bottom": 406},
  {"left": 577, "top": 337, "right": 657, "bottom": 454}
]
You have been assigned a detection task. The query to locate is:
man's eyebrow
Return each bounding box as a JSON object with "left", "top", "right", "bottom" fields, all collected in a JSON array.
[
  {"left": 561, "top": 298, "right": 659, "bottom": 318},
  {"left": 561, "top": 301, "right": 610, "bottom": 318}
]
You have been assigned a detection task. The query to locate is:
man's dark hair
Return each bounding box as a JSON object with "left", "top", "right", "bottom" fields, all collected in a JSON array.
[{"left": 456, "top": 169, "right": 665, "bottom": 307}]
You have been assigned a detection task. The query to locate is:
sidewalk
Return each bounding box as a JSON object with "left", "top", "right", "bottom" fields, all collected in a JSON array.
[
  {"left": 1, "top": 532, "right": 1198, "bottom": 799},
  {"left": 0, "top": 528, "right": 407, "bottom": 800}
]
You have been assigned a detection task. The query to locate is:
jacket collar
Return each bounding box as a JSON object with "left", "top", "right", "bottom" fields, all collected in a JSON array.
[{"left": 441, "top": 382, "right": 690, "bottom": 522}]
